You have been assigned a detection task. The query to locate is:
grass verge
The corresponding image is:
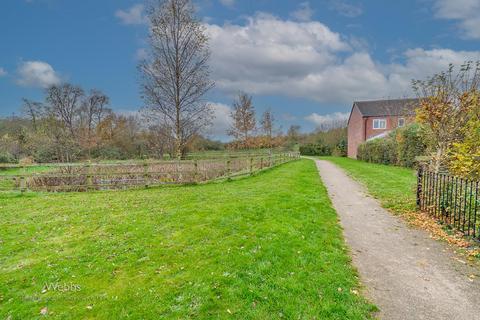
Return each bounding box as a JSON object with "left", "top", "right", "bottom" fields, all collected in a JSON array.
[
  {"left": 322, "top": 157, "right": 417, "bottom": 214},
  {"left": 0, "top": 159, "right": 375, "bottom": 319}
]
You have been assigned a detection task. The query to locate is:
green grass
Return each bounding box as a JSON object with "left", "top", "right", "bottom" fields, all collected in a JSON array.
[
  {"left": 322, "top": 157, "right": 417, "bottom": 214},
  {"left": 0, "top": 166, "right": 52, "bottom": 191},
  {"left": 0, "top": 160, "right": 374, "bottom": 319},
  {"left": 0, "top": 166, "right": 51, "bottom": 176}
]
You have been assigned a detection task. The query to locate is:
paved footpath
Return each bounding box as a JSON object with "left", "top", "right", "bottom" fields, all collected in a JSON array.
[{"left": 315, "top": 160, "right": 480, "bottom": 320}]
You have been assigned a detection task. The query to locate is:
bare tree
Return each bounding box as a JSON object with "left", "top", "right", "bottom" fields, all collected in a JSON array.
[
  {"left": 45, "top": 84, "right": 85, "bottom": 137},
  {"left": 228, "top": 92, "right": 256, "bottom": 147},
  {"left": 260, "top": 108, "right": 276, "bottom": 147},
  {"left": 140, "top": 0, "right": 214, "bottom": 158},
  {"left": 21, "top": 98, "right": 43, "bottom": 132},
  {"left": 80, "top": 90, "right": 111, "bottom": 152},
  {"left": 260, "top": 108, "right": 275, "bottom": 137},
  {"left": 287, "top": 125, "right": 301, "bottom": 141}
]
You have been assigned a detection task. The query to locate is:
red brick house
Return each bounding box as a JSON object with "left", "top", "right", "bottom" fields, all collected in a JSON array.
[{"left": 347, "top": 98, "right": 419, "bottom": 158}]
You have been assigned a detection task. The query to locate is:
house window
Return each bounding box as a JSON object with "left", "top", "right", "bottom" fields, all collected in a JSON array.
[
  {"left": 373, "top": 119, "right": 387, "bottom": 130},
  {"left": 398, "top": 118, "right": 405, "bottom": 127}
]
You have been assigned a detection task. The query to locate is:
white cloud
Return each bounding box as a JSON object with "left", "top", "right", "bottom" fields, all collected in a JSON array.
[
  {"left": 205, "top": 14, "right": 480, "bottom": 104},
  {"left": 16, "top": 61, "right": 61, "bottom": 88},
  {"left": 433, "top": 0, "right": 480, "bottom": 39},
  {"left": 115, "top": 4, "right": 148, "bottom": 25},
  {"left": 0, "top": 68, "right": 7, "bottom": 77},
  {"left": 206, "top": 13, "right": 350, "bottom": 99},
  {"left": 135, "top": 48, "right": 148, "bottom": 61},
  {"left": 291, "top": 2, "right": 314, "bottom": 22},
  {"left": 329, "top": 0, "right": 363, "bottom": 18},
  {"left": 219, "top": 0, "right": 235, "bottom": 8},
  {"left": 305, "top": 112, "right": 349, "bottom": 130},
  {"left": 207, "top": 102, "right": 232, "bottom": 136}
]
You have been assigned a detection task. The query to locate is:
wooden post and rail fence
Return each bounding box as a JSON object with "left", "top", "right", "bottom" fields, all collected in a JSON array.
[{"left": 0, "top": 152, "right": 300, "bottom": 193}]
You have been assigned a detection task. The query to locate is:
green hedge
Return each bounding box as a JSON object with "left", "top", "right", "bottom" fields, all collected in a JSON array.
[
  {"left": 357, "top": 124, "right": 427, "bottom": 167},
  {"left": 299, "top": 144, "right": 332, "bottom": 156}
]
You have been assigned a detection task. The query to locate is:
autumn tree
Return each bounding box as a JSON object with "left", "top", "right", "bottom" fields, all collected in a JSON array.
[
  {"left": 413, "top": 62, "right": 480, "bottom": 172},
  {"left": 228, "top": 92, "right": 256, "bottom": 148},
  {"left": 140, "top": 0, "right": 214, "bottom": 158}
]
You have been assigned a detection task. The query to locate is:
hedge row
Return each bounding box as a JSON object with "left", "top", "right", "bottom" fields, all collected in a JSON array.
[
  {"left": 299, "top": 144, "right": 331, "bottom": 156},
  {"left": 357, "top": 124, "right": 428, "bottom": 167}
]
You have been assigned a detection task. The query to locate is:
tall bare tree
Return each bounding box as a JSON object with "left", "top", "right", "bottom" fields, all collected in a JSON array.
[
  {"left": 228, "top": 92, "right": 256, "bottom": 147},
  {"left": 260, "top": 108, "right": 276, "bottom": 147},
  {"left": 21, "top": 98, "right": 43, "bottom": 132},
  {"left": 260, "top": 108, "right": 275, "bottom": 136},
  {"left": 140, "top": 0, "right": 214, "bottom": 158},
  {"left": 45, "top": 84, "right": 85, "bottom": 138},
  {"left": 80, "top": 90, "right": 111, "bottom": 153}
]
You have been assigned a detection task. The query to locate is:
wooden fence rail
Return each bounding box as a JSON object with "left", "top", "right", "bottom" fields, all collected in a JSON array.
[{"left": 0, "top": 152, "right": 300, "bottom": 192}]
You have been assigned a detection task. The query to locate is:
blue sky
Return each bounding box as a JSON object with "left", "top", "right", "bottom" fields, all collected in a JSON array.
[{"left": 1, "top": 0, "right": 480, "bottom": 138}]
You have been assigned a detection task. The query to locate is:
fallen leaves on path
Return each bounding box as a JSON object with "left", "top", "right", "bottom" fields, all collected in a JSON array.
[{"left": 403, "top": 210, "right": 480, "bottom": 260}]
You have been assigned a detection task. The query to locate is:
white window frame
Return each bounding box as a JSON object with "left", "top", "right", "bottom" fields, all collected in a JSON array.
[
  {"left": 398, "top": 118, "right": 405, "bottom": 127},
  {"left": 373, "top": 118, "right": 387, "bottom": 130}
]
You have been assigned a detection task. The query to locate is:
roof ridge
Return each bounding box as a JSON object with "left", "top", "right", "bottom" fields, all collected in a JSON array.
[{"left": 354, "top": 98, "right": 418, "bottom": 104}]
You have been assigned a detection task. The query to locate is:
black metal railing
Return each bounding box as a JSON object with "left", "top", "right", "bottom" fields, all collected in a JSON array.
[{"left": 417, "top": 168, "right": 479, "bottom": 239}]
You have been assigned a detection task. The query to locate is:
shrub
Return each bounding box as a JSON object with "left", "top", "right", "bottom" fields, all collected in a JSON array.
[
  {"left": 332, "top": 138, "right": 347, "bottom": 157},
  {"left": 91, "top": 146, "right": 126, "bottom": 160},
  {"left": 0, "top": 152, "right": 17, "bottom": 164},
  {"left": 395, "top": 124, "right": 428, "bottom": 167},
  {"left": 19, "top": 156, "right": 35, "bottom": 166},
  {"left": 357, "top": 124, "right": 428, "bottom": 167},
  {"left": 357, "top": 136, "right": 398, "bottom": 165},
  {"left": 299, "top": 143, "right": 331, "bottom": 156}
]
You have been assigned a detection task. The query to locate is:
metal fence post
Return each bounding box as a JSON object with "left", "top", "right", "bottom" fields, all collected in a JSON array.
[
  {"left": 416, "top": 166, "right": 423, "bottom": 210},
  {"left": 474, "top": 182, "right": 479, "bottom": 239}
]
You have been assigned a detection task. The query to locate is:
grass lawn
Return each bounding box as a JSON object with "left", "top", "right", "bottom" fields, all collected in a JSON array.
[
  {"left": 322, "top": 157, "right": 417, "bottom": 214},
  {"left": 0, "top": 166, "right": 52, "bottom": 176},
  {"left": 0, "top": 159, "right": 375, "bottom": 319}
]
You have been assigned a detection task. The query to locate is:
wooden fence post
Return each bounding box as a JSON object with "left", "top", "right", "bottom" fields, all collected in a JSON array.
[
  {"left": 194, "top": 160, "right": 198, "bottom": 183},
  {"left": 20, "top": 165, "right": 26, "bottom": 193},
  {"left": 250, "top": 157, "right": 253, "bottom": 175},
  {"left": 86, "top": 163, "right": 92, "bottom": 191},
  {"left": 227, "top": 159, "right": 231, "bottom": 179},
  {"left": 20, "top": 175, "right": 26, "bottom": 193},
  {"left": 143, "top": 161, "right": 149, "bottom": 188}
]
